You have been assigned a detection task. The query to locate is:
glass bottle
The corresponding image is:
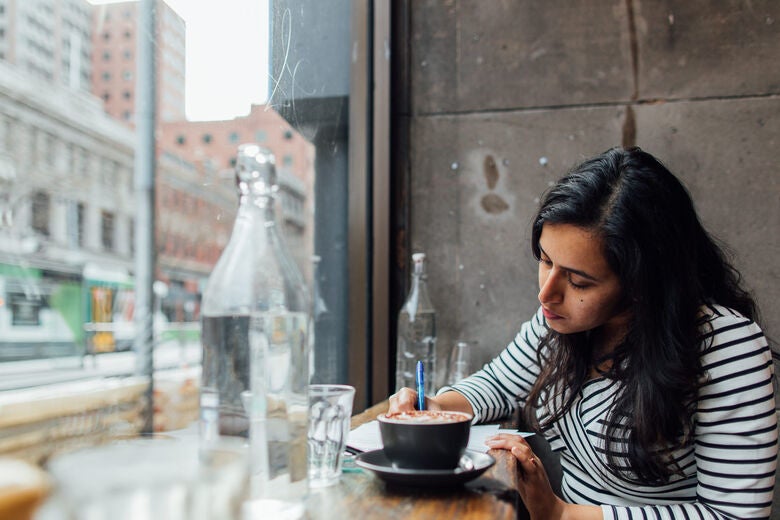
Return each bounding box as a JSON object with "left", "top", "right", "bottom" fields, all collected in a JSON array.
[
  {"left": 200, "top": 144, "right": 310, "bottom": 508},
  {"left": 395, "top": 252, "right": 437, "bottom": 396}
]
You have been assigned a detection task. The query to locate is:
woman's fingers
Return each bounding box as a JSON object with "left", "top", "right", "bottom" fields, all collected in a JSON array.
[
  {"left": 388, "top": 388, "right": 443, "bottom": 413},
  {"left": 511, "top": 446, "right": 540, "bottom": 473},
  {"left": 387, "top": 387, "right": 419, "bottom": 413},
  {"left": 484, "top": 433, "right": 532, "bottom": 451},
  {"left": 485, "top": 434, "right": 540, "bottom": 471}
]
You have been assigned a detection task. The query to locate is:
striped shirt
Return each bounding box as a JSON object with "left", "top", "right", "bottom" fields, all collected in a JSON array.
[{"left": 443, "top": 304, "right": 778, "bottom": 519}]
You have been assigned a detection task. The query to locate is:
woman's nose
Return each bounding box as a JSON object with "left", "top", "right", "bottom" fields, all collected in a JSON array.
[{"left": 538, "top": 269, "right": 563, "bottom": 304}]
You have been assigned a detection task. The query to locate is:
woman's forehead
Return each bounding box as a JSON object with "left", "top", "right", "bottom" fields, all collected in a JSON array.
[{"left": 539, "top": 223, "right": 613, "bottom": 277}]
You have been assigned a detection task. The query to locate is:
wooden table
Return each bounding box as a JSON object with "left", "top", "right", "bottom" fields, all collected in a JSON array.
[{"left": 305, "top": 401, "right": 528, "bottom": 520}]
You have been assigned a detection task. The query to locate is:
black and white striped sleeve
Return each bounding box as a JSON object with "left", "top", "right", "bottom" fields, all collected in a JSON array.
[{"left": 439, "top": 307, "right": 548, "bottom": 424}]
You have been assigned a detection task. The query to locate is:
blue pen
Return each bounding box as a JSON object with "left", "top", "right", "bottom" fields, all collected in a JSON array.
[{"left": 416, "top": 361, "right": 425, "bottom": 410}]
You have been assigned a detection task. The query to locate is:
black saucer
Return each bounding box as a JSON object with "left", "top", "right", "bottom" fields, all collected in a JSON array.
[{"left": 355, "top": 449, "right": 495, "bottom": 488}]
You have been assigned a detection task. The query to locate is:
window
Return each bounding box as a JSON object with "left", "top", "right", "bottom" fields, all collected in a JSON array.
[
  {"left": 31, "top": 191, "right": 50, "bottom": 236},
  {"left": 101, "top": 210, "right": 115, "bottom": 251},
  {"left": 67, "top": 201, "right": 84, "bottom": 248},
  {"left": 9, "top": 292, "right": 44, "bottom": 326},
  {"left": 0, "top": 0, "right": 386, "bottom": 447}
]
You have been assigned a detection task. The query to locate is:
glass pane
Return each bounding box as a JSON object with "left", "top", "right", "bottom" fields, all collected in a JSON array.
[
  {"left": 268, "top": 0, "right": 353, "bottom": 385},
  {"left": 0, "top": 0, "right": 356, "bottom": 467}
]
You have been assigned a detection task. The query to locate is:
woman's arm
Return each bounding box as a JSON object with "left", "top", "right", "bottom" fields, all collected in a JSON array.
[
  {"left": 388, "top": 307, "right": 548, "bottom": 422},
  {"left": 440, "top": 307, "right": 547, "bottom": 423}
]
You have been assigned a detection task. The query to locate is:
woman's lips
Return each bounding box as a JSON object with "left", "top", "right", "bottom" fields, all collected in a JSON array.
[{"left": 542, "top": 307, "right": 563, "bottom": 320}]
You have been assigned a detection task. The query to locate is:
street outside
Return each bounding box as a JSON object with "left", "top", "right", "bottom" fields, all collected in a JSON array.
[{"left": 0, "top": 336, "right": 201, "bottom": 392}]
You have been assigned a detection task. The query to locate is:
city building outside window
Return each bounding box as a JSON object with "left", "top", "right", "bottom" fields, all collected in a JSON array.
[
  {"left": 101, "top": 209, "right": 115, "bottom": 251},
  {"left": 0, "top": 0, "right": 387, "bottom": 455},
  {"left": 31, "top": 191, "right": 50, "bottom": 236}
]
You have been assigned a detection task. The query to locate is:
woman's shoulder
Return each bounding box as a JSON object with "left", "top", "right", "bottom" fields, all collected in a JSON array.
[
  {"left": 696, "top": 302, "right": 757, "bottom": 328},
  {"left": 696, "top": 302, "right": 768, "bottom": 355}
]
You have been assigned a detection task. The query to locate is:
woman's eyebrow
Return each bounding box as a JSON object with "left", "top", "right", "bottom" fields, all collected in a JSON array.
[{"left": 539, "top": 246, "right": 601, "bottom": 282}]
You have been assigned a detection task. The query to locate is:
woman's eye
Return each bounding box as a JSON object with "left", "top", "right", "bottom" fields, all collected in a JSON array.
[{"left": 567, "top": 277, "right": 589, "bottom": 290}]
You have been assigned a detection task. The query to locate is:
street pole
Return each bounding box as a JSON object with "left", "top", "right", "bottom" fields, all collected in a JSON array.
[{"left": 133, "top": 0, "right": 157, "bottom": 434}]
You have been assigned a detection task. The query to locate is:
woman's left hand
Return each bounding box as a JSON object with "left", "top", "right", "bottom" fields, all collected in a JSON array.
[{"left": 484, "top": 434, "right": 566, "bottom": 520}]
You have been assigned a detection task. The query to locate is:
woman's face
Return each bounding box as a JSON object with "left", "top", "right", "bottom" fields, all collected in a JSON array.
[{"left": 537, "top": 223, "right": 628, "bottom": 339}]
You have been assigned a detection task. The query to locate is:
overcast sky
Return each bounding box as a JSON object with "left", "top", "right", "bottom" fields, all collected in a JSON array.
[{"left": 89, "top": 0, "right": 270, "bottom": 121}]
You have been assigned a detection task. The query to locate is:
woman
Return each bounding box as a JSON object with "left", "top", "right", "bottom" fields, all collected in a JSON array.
[{"left": 389, "top": 147, "right": 777, "bottom": 519}]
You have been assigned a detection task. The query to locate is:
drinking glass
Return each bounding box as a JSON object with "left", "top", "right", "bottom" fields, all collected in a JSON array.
[
  {"left": 307, "top": 384, "right": 355, "bottom": 488},
  {"left": 45, "top": 436, "right": 248, "bottom": 520},
  {"left": 446, "top": 340, "right": 475, "bottom": 385}
]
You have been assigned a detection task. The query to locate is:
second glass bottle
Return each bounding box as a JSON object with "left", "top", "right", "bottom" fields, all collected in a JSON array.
[{"left": 395, "top": 252, "right": 437, "bottom": 396}]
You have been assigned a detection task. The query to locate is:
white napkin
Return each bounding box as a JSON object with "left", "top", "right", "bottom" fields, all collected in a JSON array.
[{"left": 347, "top": 421, "right": 533, "bottom": 454}]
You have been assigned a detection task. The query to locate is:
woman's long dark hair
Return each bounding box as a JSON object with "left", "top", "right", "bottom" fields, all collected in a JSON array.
[{"left": 522, "top": 146, "right": 758, "bottom": 483}]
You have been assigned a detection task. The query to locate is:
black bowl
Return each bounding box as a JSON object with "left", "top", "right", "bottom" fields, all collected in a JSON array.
[{"left": 377, "top": 410, "right": 472, "bottom": 470}]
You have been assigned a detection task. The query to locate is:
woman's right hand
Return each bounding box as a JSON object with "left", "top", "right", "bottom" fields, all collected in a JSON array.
[{"left": 387, "top": 387, "right": 443, "bottom": 414}]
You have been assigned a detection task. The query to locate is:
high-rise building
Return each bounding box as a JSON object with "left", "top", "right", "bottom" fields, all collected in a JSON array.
[
  {"left": 91, "top": 0, "right": 186, "bottom": 125},
  {"left": 0, "top": 0, "right": 93, "bottom": 91}
]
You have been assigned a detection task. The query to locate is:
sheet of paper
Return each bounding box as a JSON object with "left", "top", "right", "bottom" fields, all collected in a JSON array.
[{"left": 347, "top": 421, "right": 534, "bottom": 454}]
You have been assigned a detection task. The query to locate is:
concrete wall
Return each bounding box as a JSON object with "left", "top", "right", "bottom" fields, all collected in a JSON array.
[{"left": 394, "top": 0, "right": 779, "bottom": 387}]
